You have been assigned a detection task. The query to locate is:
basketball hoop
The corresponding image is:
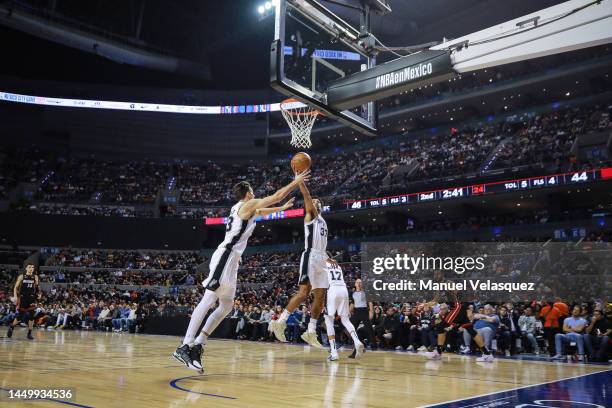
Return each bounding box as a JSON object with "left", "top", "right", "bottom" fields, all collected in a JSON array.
[{"left": 280, "top": 98, "right": 321, "bottom": 149}]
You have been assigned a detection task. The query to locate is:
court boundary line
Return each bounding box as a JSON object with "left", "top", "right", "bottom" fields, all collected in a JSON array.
[
  {"left": 416, "top": 368, "right": 612, "bottom": 407},
  {"left": 169, "top": 375, "right": 238, "bottom": 400}
]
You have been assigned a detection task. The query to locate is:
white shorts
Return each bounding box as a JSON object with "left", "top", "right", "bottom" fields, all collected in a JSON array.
[
  {"left": 327, "top": 285, "right": 349, "bottom": 317},
  {"left": 298, "top": 249, "right": 329, "bottom": 290},
  {"left": 202, "top": 247, "right": 239, "bottom": 297}
]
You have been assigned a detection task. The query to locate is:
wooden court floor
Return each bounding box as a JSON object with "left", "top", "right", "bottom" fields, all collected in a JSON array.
[{"left": 0, "top": 328, "right": 609, "bottom": 408}]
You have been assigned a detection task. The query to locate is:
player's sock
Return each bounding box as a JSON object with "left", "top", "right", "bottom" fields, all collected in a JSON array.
[
  {"left": 194, "top": 332, "right": 208, "bottom": 346},
  {"left": 307, "top": 319, "right": 317, "bottom": 333},
  {"left": 436, "top": 345, "right": 443, "bottom": 354},
  {"left": 481, "top": 346, "right": 491, "bottom": 355},
  {"left": 329, "top": 338, "right": 336, "bottom": 351},
  {"left": 278, "top": 309, "right": 290, "bottom": 324}
]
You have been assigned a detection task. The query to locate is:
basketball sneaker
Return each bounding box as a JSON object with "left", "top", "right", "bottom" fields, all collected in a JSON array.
[
  {"left": 354, "top": 341, "right": 365, "bottom": 359},
  {"left": 190, "top": 344, "right": 204, "bottom": 372},
  {"left": 7, "top": 325, "right": 13, "bottom": 338},
  {"left": 271, "top": 320, "right": 287, "bottom": 342},
  {"left": 425, "top": 350, "right": 442, "bottom": 360},
  {"left": 328, "top": 351, "right": 339, "bottom": 361},
  {"left": 173, "top": 344, "right": 198, "bottom": 371},
  {"left": 476, "top": 354, "right": 494, "bottom": 363},
  {"left": 301, "top": 331, "right": 323, "bottom": 348}
]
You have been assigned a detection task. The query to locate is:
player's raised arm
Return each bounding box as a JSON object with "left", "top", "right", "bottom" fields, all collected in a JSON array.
[
  {"left": 298, "top": 180, "right": 318, "bottom": 221},
  {"left": 240, "top": 170, "right": 310, "bottom": 218},
  {"left": 255, "top": 197, "right": 295, "bottom": 217}
]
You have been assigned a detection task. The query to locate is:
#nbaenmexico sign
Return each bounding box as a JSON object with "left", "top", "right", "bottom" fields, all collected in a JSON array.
[{"left": 326, "top": 50, "right": 455, "bottom": 110}]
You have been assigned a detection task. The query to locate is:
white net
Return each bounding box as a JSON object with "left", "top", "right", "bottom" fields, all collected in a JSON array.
[{"left": 280, "top": 100, "right": 319, "bottom": 149}]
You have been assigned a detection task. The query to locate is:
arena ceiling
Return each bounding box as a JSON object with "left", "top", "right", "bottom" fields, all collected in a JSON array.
[{"left": 0, "top": 0, "right": 568, "bottom": 90}]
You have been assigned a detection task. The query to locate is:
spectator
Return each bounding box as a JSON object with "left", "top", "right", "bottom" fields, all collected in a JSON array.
[
  {"left": 398, "top": 305, "right": 419, "bottom": 351},
  {"left": 540, "top": 301, "right": 562, "bottom": 356},
  {"left": 381, "top": 307, "right": 400, "bottom": 349},
  {"left": 497, "top": 306, "right": 513, "bottom": 356},
  {"left": 583, "top": 309, "right": 611, "bottom": 362},
  {"left": 470, "top": 304, "right": 500, "bottom": 350},
  {"left": 518, "top": 307, "right": 540, "bottom": 354},
  {"left": 552, "top": 305, "right": 588, "bottom": 360},
  {"left": 53, "top": 306, "right": 69, "bottom": 329}
]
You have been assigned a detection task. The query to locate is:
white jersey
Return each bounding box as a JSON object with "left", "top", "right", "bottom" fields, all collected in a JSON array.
[
  {"left": 326, "top": 262, "right": 346, "bottom": 288},
  {"left": 304, "top": 213, "right": 328, "bottom": 252},
  {"left": 218, "top": 201, "right": 257, "bottom": 255},
  {"left": 203, "top": 201, "right": 256, "bottom": 293},
  {"left": 326, "top": 263, "right": 349, "bottom": 317}
]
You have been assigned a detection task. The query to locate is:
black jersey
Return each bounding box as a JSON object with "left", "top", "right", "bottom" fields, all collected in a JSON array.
[{"left": 19, "top": 273, "right": 37, "bottom": 305}]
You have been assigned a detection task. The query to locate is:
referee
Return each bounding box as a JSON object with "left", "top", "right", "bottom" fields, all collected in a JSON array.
[{"left": 350, "top": 279, "right": 376, "bottom": 350}]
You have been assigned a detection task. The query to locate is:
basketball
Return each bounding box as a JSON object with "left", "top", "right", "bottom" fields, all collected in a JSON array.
[
  {"left": 291, "top": 152, "right": 312, "bottom": 173},
  {"left": 2, "top": 1, "right": 610, "bottom": 407}
]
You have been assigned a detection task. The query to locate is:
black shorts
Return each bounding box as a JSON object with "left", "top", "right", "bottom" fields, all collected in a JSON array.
[
  {"left": 433, "top": 303, "right": 471, "bottom": 334},
  {"left": 18, "top": 298, "right": 35, "bottom": 313}
]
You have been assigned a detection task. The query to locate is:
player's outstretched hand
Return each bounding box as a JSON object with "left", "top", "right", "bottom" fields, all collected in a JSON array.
[
  {"left": 294, "top": 169, "right": 311, "bottom": 183},
  {"left": 281, "top": 197, "right": 295, "bottom": 210}
]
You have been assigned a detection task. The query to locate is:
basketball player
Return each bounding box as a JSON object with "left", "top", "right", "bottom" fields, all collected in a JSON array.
[
  {"left": 271, "top": 180, "right": 328, "bottom": 348},
  {"left": 323, "top": 258, "right": 364, "bottom": 361},
  {"left": 7, "top": 262, "right": 39, "bottom": 340},
  {"left": 425, "top": 294, "right": 494, "bottom": 362},
  {"left": 173, "top": 170, "right": 310, "bottom": 372}
]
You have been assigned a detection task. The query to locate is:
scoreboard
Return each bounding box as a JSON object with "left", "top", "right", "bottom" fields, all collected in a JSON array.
[
  {"left": 345, "top": 168, "right": 612, "bottom": 210},
  {"left": 205, "top": 168, "right": 612, "bottom": 224}
]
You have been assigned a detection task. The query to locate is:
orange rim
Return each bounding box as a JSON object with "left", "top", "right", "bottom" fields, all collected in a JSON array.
[{"left": 280, "top": 98, "right": 321, "bottom": 117}]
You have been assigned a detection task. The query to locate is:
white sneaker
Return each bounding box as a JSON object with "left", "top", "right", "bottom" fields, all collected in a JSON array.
[
  {"left": 476, "top": 354, "right": 494, "bottom": 363},
  {"left": 407, "top": 345, "right": 414, "bottom": 351},
  {"left": 301, "top": 331, "right": 324, "bottom": 348},
  {"left": 460, "top": 345, "right": 470, "bottom": 354},
  {"left": 271, "top": 320, "right": 287, "bottom": 342},
  {"left": 328, "top": 352, "right": 339, "bottom": 361},
  {"left": 417, "top": 346, "right": 427, "bottom": 352},
  {"left": 395, "top": 345, "right": 403, "bottom": 351},
  {"left": 577, "top": 355, "right": 584, "bottom": 362},
  {"left": 425, "top": 350, "right": 441, "bottom": 360},
  {"left": 354, "top": 341, "right": 364, "bottom": 359},
  {"left": 505, "top": 350, "right": 511, "bottom": 357},
  {"left": 551, "top": 354, "right": 564, "bottom": 360}
]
